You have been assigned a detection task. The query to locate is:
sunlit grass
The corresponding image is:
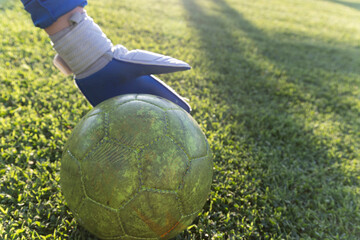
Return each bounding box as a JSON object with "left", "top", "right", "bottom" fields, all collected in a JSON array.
[{"left": 1, "top": 0, "right": 359, "bottom": 239}]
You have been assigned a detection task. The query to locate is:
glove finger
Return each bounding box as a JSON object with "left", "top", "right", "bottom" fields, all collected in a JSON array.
[
  {"left": 113, "top": 46, "right": 191, "bottom": 75},
  {"left": 75, "top": 71, "right": 191, "bottom": 113}
]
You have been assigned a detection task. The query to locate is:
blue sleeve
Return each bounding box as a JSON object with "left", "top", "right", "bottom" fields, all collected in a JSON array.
[{"left": 21, "top": 0, "right": 88, "bottom": 29}]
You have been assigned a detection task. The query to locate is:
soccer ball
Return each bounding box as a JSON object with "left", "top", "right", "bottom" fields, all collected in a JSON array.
[{"left": 61, "top": 94, "right": 213, "bottom": 240}]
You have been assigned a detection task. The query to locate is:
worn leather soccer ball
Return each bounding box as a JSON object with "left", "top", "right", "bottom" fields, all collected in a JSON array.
[{"left": 61, "top": 94, "right": 213, "bottom": 239}]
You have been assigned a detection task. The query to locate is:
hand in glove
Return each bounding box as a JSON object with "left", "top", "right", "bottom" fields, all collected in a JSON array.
[{"left": 52, "top": 11, "right": 191, "bottom": 112}]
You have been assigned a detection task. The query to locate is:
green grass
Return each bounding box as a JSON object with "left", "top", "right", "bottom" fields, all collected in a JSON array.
[{"left": 1, "top": 0, "right": 360, "bottom": 239}]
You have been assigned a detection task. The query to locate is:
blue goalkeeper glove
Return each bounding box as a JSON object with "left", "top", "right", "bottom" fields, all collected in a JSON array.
[{"left": 52, "top": 11, "right": 191, "bottom": 112}]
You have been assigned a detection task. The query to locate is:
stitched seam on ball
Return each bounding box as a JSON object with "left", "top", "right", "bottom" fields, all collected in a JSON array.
[
  {"left": 136, "top": 151, "right": 143, "bottom": 189},
  {"left": 181, "top": 209, "right": 201, "bottom": 219},
  {"left": 67, "top": 150, "right": 87, "bottom": 198},
  {"left": 164, "top": 111, "right": 169, "bottom": 135},
  {"left": 175, "top": 195, "right": 185, "bottom": 216},
  {"left": 105, "top": 99, "right": 137, "bottom": 113},
  {"left": 116, "top": 212, "right": 127, "bottom": 238},
  {"left": 67, "top": 150, "right": 81, "bottom": 165},
  {"left": 102, "top": 234, "right": 159, "bottom": 240},
  {"left": 166, "top": 134, "right": 191, "bottom": 160},
  {"left": 85, "top": 190, "right": 119, "bottom": 212},
  {"left": 135, "top": 99, "right": 167, "bottom": 111},
  {"left": 118, "top": 191, "right": 140, "bottom": 210},
  {"left": 106, "top": 98, "right": 165, "bottom": 114},
  {"left": 141, "top": 187, "right": 177, "bottom": 195},
  {"left": 100, "top": 235, "right": 127, "bottom": 240},
  {"left": 178, "top": 159, "right": 190, "bottom": 192},
  {"left": 188, "top": 148, "right": 210, "bottom": 162},
  {"left": 104, "top": 112, "right": 109, "bottom": 139},
  {"left": 117, "top": 235, "right": 159, "bottom": 240},
  {"left": 180, "top": 154, "right": 210, "bottom": 192},
  {"left": 189, "top": 155, "right": 209, "bottom": 163},
  {"left": 102, "top": 235, "right": 158, "bottom": 240},
  {"left": 74, "top": 199, "right": 86, "bottom": 222}
]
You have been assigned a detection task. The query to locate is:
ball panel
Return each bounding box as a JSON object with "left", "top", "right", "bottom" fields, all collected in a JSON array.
[
  {"left": 119, "top": 191, "right": 181, "bottom": 239},
  {"left": 179, "top": 154, "right": 213, "bottom": 215},
  {"left": 81, "top": 141, "right": 139, "bottom": 209},
  {"left": 76, "top": 199, "right": 125, "bottom": 239},
  {"left": 60, "top": 150, "right": 84, "bottom": 212},
  {"left": 67, "top": 114, "right": 105, "bottom": 161},
  {"left": 166, "top": 110, "right": 207, "bottom": 159},
  {"left": 136, "top": 95, "right": 180, "bottom": 110},
  {"left": 139, "top": 136, "right": 189, "bottom": 191},
  {"left": 109, "top": 101, "right": 167, "bottom": 148}
]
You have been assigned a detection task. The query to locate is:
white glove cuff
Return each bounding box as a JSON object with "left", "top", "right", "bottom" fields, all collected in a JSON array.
[{"left": 51, "top": 12, "right": 113, "bottom": 75}]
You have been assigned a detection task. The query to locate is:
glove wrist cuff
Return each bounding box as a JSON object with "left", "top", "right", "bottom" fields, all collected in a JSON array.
[{"left": 51, "top": 11, "right": 113, "bottom": 75}]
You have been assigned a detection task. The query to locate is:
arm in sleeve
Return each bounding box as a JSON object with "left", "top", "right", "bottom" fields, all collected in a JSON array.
[{"left": 20, "top": 0, "right": 88, "bottom": 28}]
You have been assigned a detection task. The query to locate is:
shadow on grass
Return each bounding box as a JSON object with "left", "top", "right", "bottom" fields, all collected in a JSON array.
[
  {"left": 181, "top": 0, "right": 359, "bottom": 238},
  {"left": 327, "top": 0, "right": 360, "bottom": 10}
]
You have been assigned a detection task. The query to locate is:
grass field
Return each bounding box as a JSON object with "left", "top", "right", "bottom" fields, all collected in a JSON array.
[{"left": 1, "top": 0, "right": 360, "bottom": 239}]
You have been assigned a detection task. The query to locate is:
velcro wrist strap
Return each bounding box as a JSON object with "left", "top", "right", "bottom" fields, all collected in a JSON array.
[
  {"left": 52, "top": 12, "right": 112, "bottom": 75},
  {"left": 53, "top": 54, "right": 73, "bottom": 76}
]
